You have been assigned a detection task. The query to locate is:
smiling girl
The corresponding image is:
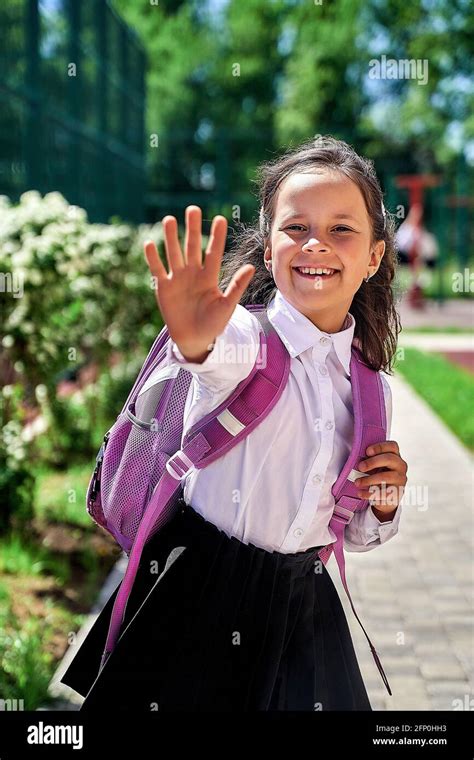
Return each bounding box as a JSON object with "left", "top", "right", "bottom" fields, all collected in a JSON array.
[{"left": 63, "top": 135, "right": 407, "bottom": 712}]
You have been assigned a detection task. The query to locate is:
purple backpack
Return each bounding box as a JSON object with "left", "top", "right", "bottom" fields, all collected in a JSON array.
[{"left": 87, "top": 304, "right": 392, "bottom": 696}]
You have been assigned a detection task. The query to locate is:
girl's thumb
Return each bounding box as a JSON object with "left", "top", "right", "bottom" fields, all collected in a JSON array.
[{"left": 223, "top": 264, "right": 255, "bottom": 301}]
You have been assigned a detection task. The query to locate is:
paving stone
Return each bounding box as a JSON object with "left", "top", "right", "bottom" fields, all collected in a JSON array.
[
  {"left": 419, "top": 659, "right": 466, "bottom": 681},
  {"left": 425, "top": 680, "right": 471, "bottom": 697},
  {"left": 430, "top": 695, "right": 473, "bottom": 711}
]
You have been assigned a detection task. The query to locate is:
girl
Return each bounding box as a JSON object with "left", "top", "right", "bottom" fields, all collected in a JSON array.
[{"left": 61, "top": 135, "right": 407, "bottom": 711}]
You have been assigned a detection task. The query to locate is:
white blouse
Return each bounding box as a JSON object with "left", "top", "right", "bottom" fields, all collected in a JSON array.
[{"left": 164, "top": 288, "right": 402, "bottom": 554}]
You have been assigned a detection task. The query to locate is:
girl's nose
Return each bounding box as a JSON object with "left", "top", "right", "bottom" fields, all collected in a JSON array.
[{"left": 302, "top": 237, "right": 328, "bottom": 251}]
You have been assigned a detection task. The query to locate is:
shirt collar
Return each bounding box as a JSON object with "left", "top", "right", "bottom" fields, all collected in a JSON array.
[{"left": 266, "top": 289, "right": 356, "bottom": 376}]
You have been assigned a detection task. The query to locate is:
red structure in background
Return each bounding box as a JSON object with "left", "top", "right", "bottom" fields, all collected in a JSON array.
[{"left": 395, "top": 174, "right": 442, "bottom": 309}]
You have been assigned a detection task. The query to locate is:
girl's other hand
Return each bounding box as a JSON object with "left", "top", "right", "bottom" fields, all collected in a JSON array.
[
  {"left": 354, "top": 440, "right": 408, "bottom": 521},
  {"left": 144, "top": 206, "right": 255, "bottom": 362}
]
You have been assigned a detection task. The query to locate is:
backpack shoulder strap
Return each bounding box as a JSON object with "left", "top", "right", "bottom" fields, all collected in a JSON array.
[
  {"left": 318, "top": 345, "right": 392, "bottom": 696},
  {"left": 177, "top": 304, "right": 290, "bottom": 471},
  {"left": 333, "top": 344, "right": 387, "bottom": 505}
]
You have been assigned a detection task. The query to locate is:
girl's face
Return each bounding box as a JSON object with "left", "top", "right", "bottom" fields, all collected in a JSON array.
[{"left": 264, "top": 169, "right": 385, "bottom": 333}]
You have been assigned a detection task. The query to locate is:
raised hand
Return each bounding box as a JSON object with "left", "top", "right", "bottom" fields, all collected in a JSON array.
[{"left": 144, "top": 206, "right": 255, "bottom": 362}]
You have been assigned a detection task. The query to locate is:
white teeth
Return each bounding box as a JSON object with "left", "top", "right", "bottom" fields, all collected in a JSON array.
[{"left": 296, "top": 267, "right": 335, "bottom": 275}]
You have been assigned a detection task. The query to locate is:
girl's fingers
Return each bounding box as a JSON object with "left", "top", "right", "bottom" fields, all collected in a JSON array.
[
  {"left": 144, "top": 240, "right": 167, "bottom": 283},
  {"left": 162, "top": 216, "right": 185, "bottom": 271},
  {"left": 354, "top": 471, "right": 406, "bottom": 489},
  {"left": 203, "top": 215, "right": 228, "bottom": 281},
  {"left": 184, "top": 206, "right": 203, "bottom": 267},
  {"left": 366, "top": 440, "right": 400, "bottom": 456},
  {"left": 358, "top": 453, "right": 407, "bottom": 473}
]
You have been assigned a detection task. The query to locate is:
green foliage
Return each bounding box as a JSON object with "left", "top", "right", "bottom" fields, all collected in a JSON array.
[
  {"left": 0, "top": 189, "right": 171, "bottom": 536},
  {"left": 0, "top": 191, "right": 163, "bottom": 399},
  {"left": 0, "top": 581, "right": 86, "bottom": 709},
  {"left": 113, "top": 0, "right": 472, "bottom": 214},
  {"left": 0, "top": 532, "right": 70, "bottom": 584},
  {"left": 0, "top": 605, "right": 55, "bottom": 710},
  {"left": 34, "top": 463, "right": 98, "bottom": 529},
  {"left": 0, "top": 384, "right": 36, "bottom": 534},
  {"left": 32, "top": 355, "right": 143, "bottom": 469}
]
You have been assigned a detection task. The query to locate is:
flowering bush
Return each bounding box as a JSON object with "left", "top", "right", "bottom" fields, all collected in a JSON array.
[
  {"left": 0, "top": 191, "right": 165, "bottom": 396},
  {"left": 0, "top": 190, "right": 170, "bottom": 501},
  {"left": 33, "top": 355, "right": 145, "bottom": 467}
]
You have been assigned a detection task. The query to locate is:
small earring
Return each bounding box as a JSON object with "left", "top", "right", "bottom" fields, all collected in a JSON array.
[{"left": 364, "top": 272, "right": 372, "bottom": 283}]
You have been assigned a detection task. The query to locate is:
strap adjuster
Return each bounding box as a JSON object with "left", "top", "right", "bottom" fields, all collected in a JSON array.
[
  {"left": 332, "top": 504, "right": 355, "bottom": 525},
  {"left": 165, "top": 450, "right": 194, "bottom": 481}
]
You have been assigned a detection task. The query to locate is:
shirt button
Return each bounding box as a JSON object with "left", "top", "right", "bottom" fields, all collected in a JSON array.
[
  {"left": 325, "top": 420, "right": 334, "bottom": 430},
  {"left": 312, "top": 474, "right": 322, "bottom": 484},
  {"left": 293, "top": 528, "right": 303, "bottom": 538},
  {"left": 319, "top": 365, "right": 328, "bottom": 376},
  {"left": 319, "top": 336, "right": 330, "bottom": 345}
]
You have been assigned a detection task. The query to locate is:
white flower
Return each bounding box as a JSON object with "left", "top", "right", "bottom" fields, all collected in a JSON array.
[
  {"left": 6, "top": 301, "right": 28, "bottom": 329},
  {"left": 12, "top": 249, "right": 33, "bottom": 268},
  {"left": 20, "top": 190, "right": 42, "bottom": 204},
  {"left": 35, "top": 384, "right": 48, "bottom": 402},
  {"left": 28, "top": 270, "right": 43, "bottom": 286},
  {"left": 70, "top": 276, "right": 90, "bottom": 295},
  {"left": 66, "top": 205, "right": 87, "bottom": 223}
]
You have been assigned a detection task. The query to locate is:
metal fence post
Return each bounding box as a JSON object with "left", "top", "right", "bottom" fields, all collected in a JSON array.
[{"left": 25, "top": 0, "right": 41, "bottom": 191}]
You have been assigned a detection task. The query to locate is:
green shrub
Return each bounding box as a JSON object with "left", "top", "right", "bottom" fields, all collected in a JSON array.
[
  {"left": 0, "top": 384, "right": 35, "bottom": 533},
  {"left": 0, "top": 190, "right": 174, "bottom": 481}
]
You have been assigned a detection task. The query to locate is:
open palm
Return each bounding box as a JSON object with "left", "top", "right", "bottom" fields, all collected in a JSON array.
[{"left": 144, "top": 206, "right": 255, "bottom": 362}]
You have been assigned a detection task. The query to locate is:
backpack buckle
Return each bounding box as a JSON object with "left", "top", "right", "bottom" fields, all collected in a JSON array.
[
  {"left": 332, "top": 504, "right": 355, "bottom": 525},
  {"left": 165, "top": 450, "right": 195, "bottom": 480}
]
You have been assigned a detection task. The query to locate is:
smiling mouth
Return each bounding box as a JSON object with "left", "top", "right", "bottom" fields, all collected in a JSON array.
[{"left": 293, "top": 267, "right": 339, "bottom": 281}]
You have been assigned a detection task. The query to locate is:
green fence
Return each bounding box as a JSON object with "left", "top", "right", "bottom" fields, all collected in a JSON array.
[{"left": 0, "top": 0, "right": 146, "bottom": 223}]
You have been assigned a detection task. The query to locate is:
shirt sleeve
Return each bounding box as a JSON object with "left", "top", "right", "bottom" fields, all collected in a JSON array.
[
  {"left": 165, "top": 303, "right": 262, "bottom": 393},
  {"left": 344, "top": 372, "right": 403, "bottom": 552}
]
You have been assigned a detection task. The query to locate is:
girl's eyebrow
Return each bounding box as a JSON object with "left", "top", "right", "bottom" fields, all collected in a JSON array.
[
  {"left": 279, "top": 212, "right": 360, "bottom": 223},
  {"left": 333, "top": 213, "right": 359, "bottom": 221}
]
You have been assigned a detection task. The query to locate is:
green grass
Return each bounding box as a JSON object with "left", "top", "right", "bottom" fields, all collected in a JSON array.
[
  {"left": 0, "top": 605, "right": 56, "bottom": 710},
  {"left": 0, "top": 462, "right": 116, "bottom": 708},
  {"left": 0, "top": 532, "right": 70, "bottom": 584},
  {"left": 0, "top": 585, "right": 85, "bottom": 710},
  {"left": 34, "top": 462, "right": 94, "bottom": 528},
  {"left": 394, "top": 347, "right": 474, "bottom": 450}
]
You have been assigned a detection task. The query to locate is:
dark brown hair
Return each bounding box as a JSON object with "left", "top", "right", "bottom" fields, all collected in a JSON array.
[{"left": 219, "top": 135, "right": 401, "bottom": 373}]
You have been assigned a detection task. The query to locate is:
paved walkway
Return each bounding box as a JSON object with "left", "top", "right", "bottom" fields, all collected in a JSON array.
[
  {"left": 398, "top": 296, "right": 473, "bottom": 330},
  {"left": 330, "top": 371, "right": 473, "bottom": 711},
  {"left": 398, "top": 334, "right": 474, "bottom": 352}
]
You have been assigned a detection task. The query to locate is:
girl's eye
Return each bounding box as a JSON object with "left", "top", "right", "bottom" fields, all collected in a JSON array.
[{"left": 283, "top": 225, "right": 353, "bottom": 233}]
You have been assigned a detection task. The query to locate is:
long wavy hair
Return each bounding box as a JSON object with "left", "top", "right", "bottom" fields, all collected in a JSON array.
[{"left": 219, "top": 135, "right": 401, "bottom": 373}]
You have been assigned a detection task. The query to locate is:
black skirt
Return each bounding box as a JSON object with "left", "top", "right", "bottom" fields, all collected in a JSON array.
[{"left": 60, "top": 498, "right": 372, "bottom": 711}]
